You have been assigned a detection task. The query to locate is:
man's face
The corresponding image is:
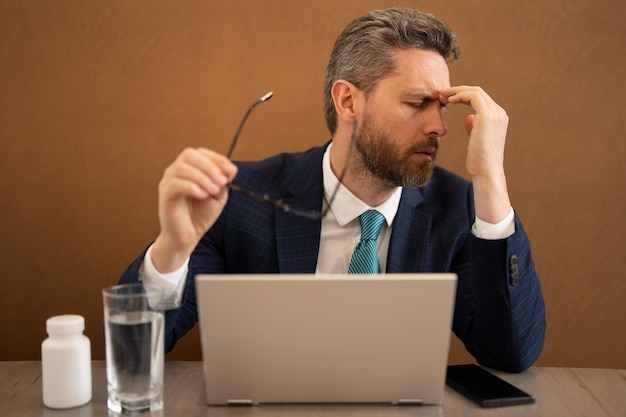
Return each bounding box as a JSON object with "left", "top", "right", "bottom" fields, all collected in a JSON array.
[{"left": 353, "top": 48, "right": 450, "bottom": 187}]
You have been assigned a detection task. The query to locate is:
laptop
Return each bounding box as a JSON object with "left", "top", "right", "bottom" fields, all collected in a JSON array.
[{"left": 195, "top": 273, "right": 457, "bottom": 406}]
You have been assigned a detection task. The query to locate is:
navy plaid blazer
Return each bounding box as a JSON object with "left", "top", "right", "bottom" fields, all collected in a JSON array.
[{"left": 120, "top": 143, "right": 546, "bottom": 372}]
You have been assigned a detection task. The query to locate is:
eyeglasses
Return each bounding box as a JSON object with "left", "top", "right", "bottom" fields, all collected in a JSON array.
[{"left": 226, "top": 92, "right": 352, "bottom": 220}]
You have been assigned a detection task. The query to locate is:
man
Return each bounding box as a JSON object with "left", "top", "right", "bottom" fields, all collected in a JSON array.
[{"left": 119, "top": 8, "right": 546, "bottom": 372}]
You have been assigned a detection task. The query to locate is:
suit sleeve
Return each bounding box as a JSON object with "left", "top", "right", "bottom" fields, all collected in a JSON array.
[
  {"left": 118, "top": 246, "right": 203, "bottom": 353},
  {"left": 451, "top": 213, "right": 546, "bottom": 372}
]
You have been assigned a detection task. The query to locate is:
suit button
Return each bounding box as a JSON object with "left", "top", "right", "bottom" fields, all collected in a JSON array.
[{"left": 509, "top": 255, "right": 519, "bottom": 286}]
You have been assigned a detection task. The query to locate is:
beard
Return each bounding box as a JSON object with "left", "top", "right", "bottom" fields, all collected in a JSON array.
[{"left": 352, "top": 112, "right": 438, "bottom": 188}]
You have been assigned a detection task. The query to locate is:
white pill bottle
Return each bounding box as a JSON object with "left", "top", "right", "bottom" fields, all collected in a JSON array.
[{"left": 41, "top": 314, "right": 92, "bottom": 408}]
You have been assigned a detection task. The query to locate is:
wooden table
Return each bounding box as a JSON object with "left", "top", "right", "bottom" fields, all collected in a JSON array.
[{"left": 2, "top": 361, "right": 624, "bottom": 416}]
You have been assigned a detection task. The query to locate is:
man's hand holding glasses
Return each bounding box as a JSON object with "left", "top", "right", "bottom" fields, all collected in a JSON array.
[
  {"left": 150, "top": 131, "right": 241, "bottom": 274},
  {"left": 151, "top": 146, "right": 239, "bottom": 274},
  {"left": 149, "top": 91, "right": 349, "bottom": 274}
]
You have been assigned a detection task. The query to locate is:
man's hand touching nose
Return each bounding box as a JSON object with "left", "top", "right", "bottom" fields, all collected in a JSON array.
[{"left": 439, "top": 86, "right": 512, "bottom": 224}]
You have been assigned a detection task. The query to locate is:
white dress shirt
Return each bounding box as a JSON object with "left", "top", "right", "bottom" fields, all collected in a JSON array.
[{"left": 141, "top": 143, "right": 515, "bottom": 308}]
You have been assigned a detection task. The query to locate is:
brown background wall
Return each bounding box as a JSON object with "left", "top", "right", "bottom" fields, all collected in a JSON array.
[{"left": 1, "top": 0, "right": 624, "bottom": 368}]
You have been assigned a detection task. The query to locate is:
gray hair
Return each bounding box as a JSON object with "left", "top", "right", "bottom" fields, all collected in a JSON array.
[{"left": 324, "top": 8, "right": 460, "bottom": 134}]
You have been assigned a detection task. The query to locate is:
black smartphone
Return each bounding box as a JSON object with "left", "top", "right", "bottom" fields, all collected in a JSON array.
[{"left": 446, "top": 364, "right": 535, "bottom": 408}]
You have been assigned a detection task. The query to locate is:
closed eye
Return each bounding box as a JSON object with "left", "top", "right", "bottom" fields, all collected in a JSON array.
[
  {"left": 406, "top": 101, "right": 428, "bottom": 110},
  {"left": 406, "top": 100, "right": 447, "bottom": 111}
]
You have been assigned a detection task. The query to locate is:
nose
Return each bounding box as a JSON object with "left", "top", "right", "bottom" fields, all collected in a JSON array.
[{"left": 424, "top": 103, "right": 448, "bottom": 137}]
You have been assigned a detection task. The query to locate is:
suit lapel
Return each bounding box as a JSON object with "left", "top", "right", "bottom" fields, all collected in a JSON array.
[
  {"left": 386, "top": 187, "right": 432, "bottom": 273},
  {"left": 275, "top": 146, "right": 326, "bottom": 273},
  {"left": 271, "top": 144, "right": 433, "bottom": 274}
]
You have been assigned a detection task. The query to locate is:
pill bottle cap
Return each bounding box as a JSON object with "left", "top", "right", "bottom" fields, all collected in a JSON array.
[{"left": 46, "top": 315, "right": 85, "bottom": 336}]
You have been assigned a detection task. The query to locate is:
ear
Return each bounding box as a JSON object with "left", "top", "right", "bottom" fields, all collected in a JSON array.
[{"left": 331, "top": 80, "right": 361, "bottom": 125}]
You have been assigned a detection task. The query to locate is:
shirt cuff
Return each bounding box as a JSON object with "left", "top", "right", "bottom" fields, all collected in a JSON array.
[
  {"left": 471, "top": 208, "right": 515, "bottom": 240},
  {"left": 139, "top": 244, "right": 189, "bottom": 309}
]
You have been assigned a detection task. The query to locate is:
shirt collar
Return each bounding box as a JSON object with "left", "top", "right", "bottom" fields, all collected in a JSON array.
[{"left": 322, "top": 142, "right": 402, "bottom": 227}]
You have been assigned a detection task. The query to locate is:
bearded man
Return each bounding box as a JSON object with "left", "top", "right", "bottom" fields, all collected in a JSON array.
[{"left": 119, "top": 8, "right": 546, "bottom": 373}]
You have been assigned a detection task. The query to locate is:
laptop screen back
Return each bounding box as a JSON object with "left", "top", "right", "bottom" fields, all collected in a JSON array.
[{"left": 196, "top": 273, "right": 457, "bottom": 406}]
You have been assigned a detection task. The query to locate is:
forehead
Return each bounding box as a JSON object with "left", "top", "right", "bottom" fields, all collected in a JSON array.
[{"left": 375, "top": 48, "right": 450, "bottom": 95}]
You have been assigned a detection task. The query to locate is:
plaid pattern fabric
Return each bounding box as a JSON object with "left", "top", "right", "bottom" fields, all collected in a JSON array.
[{"left": 119, "top": 143, "right": 546, "bottom": 372}]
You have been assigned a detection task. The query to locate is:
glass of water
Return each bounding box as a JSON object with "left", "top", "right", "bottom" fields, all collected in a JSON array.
[{"left": 102, "top": 283, "right": 164, "bottom": 415}]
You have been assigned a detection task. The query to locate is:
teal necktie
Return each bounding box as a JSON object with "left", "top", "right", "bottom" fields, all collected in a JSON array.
[{"left": 348, "top": 210, "right": 386, "bottom": 274}]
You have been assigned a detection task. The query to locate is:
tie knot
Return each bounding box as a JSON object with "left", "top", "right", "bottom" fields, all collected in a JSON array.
[{"left": 359, "top": 210, "right": 385, "bottom": 241}]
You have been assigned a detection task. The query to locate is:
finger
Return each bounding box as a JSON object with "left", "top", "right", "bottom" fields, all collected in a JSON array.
[
  {"left": 163, "top": 148, "right": 236, "bottom": 199},
  {"left": 440, "top": 86, "right": 479, "bottom": 106},
  {"left": 165, "top": 160, "right": 225, "bottom": 196},
  {"left": 442, "top": 88, "right": 509, "bottom": 130},
  {"left": 439, "top": 85, "right": 481, "bottom": 98},
  {"left": 195, "top": 148, "right": 238, "bottom": 182},
  {"left": 465, "top": 114, "right": 475, "bottom": 136},
  {"left": 439, "top": 86, "right": 495, "bottom": 112},
  {"left": 174, "top": 148, "right": 238, "bottom": 189},
  {"left": 161, "top": 176, "right": 212, "bottom": 200},
  {"left": 439, "top": 85, "right": 472, "bottom": 102}
]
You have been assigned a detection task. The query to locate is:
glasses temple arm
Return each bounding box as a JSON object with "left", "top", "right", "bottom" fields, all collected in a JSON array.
[{"left": 226, "top": 91, "right": 274, "bottom": 159}]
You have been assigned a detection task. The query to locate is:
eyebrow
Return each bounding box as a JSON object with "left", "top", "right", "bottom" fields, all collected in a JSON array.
[{"left": 403, "top": 91, "right": 439, "bottom": 101}]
